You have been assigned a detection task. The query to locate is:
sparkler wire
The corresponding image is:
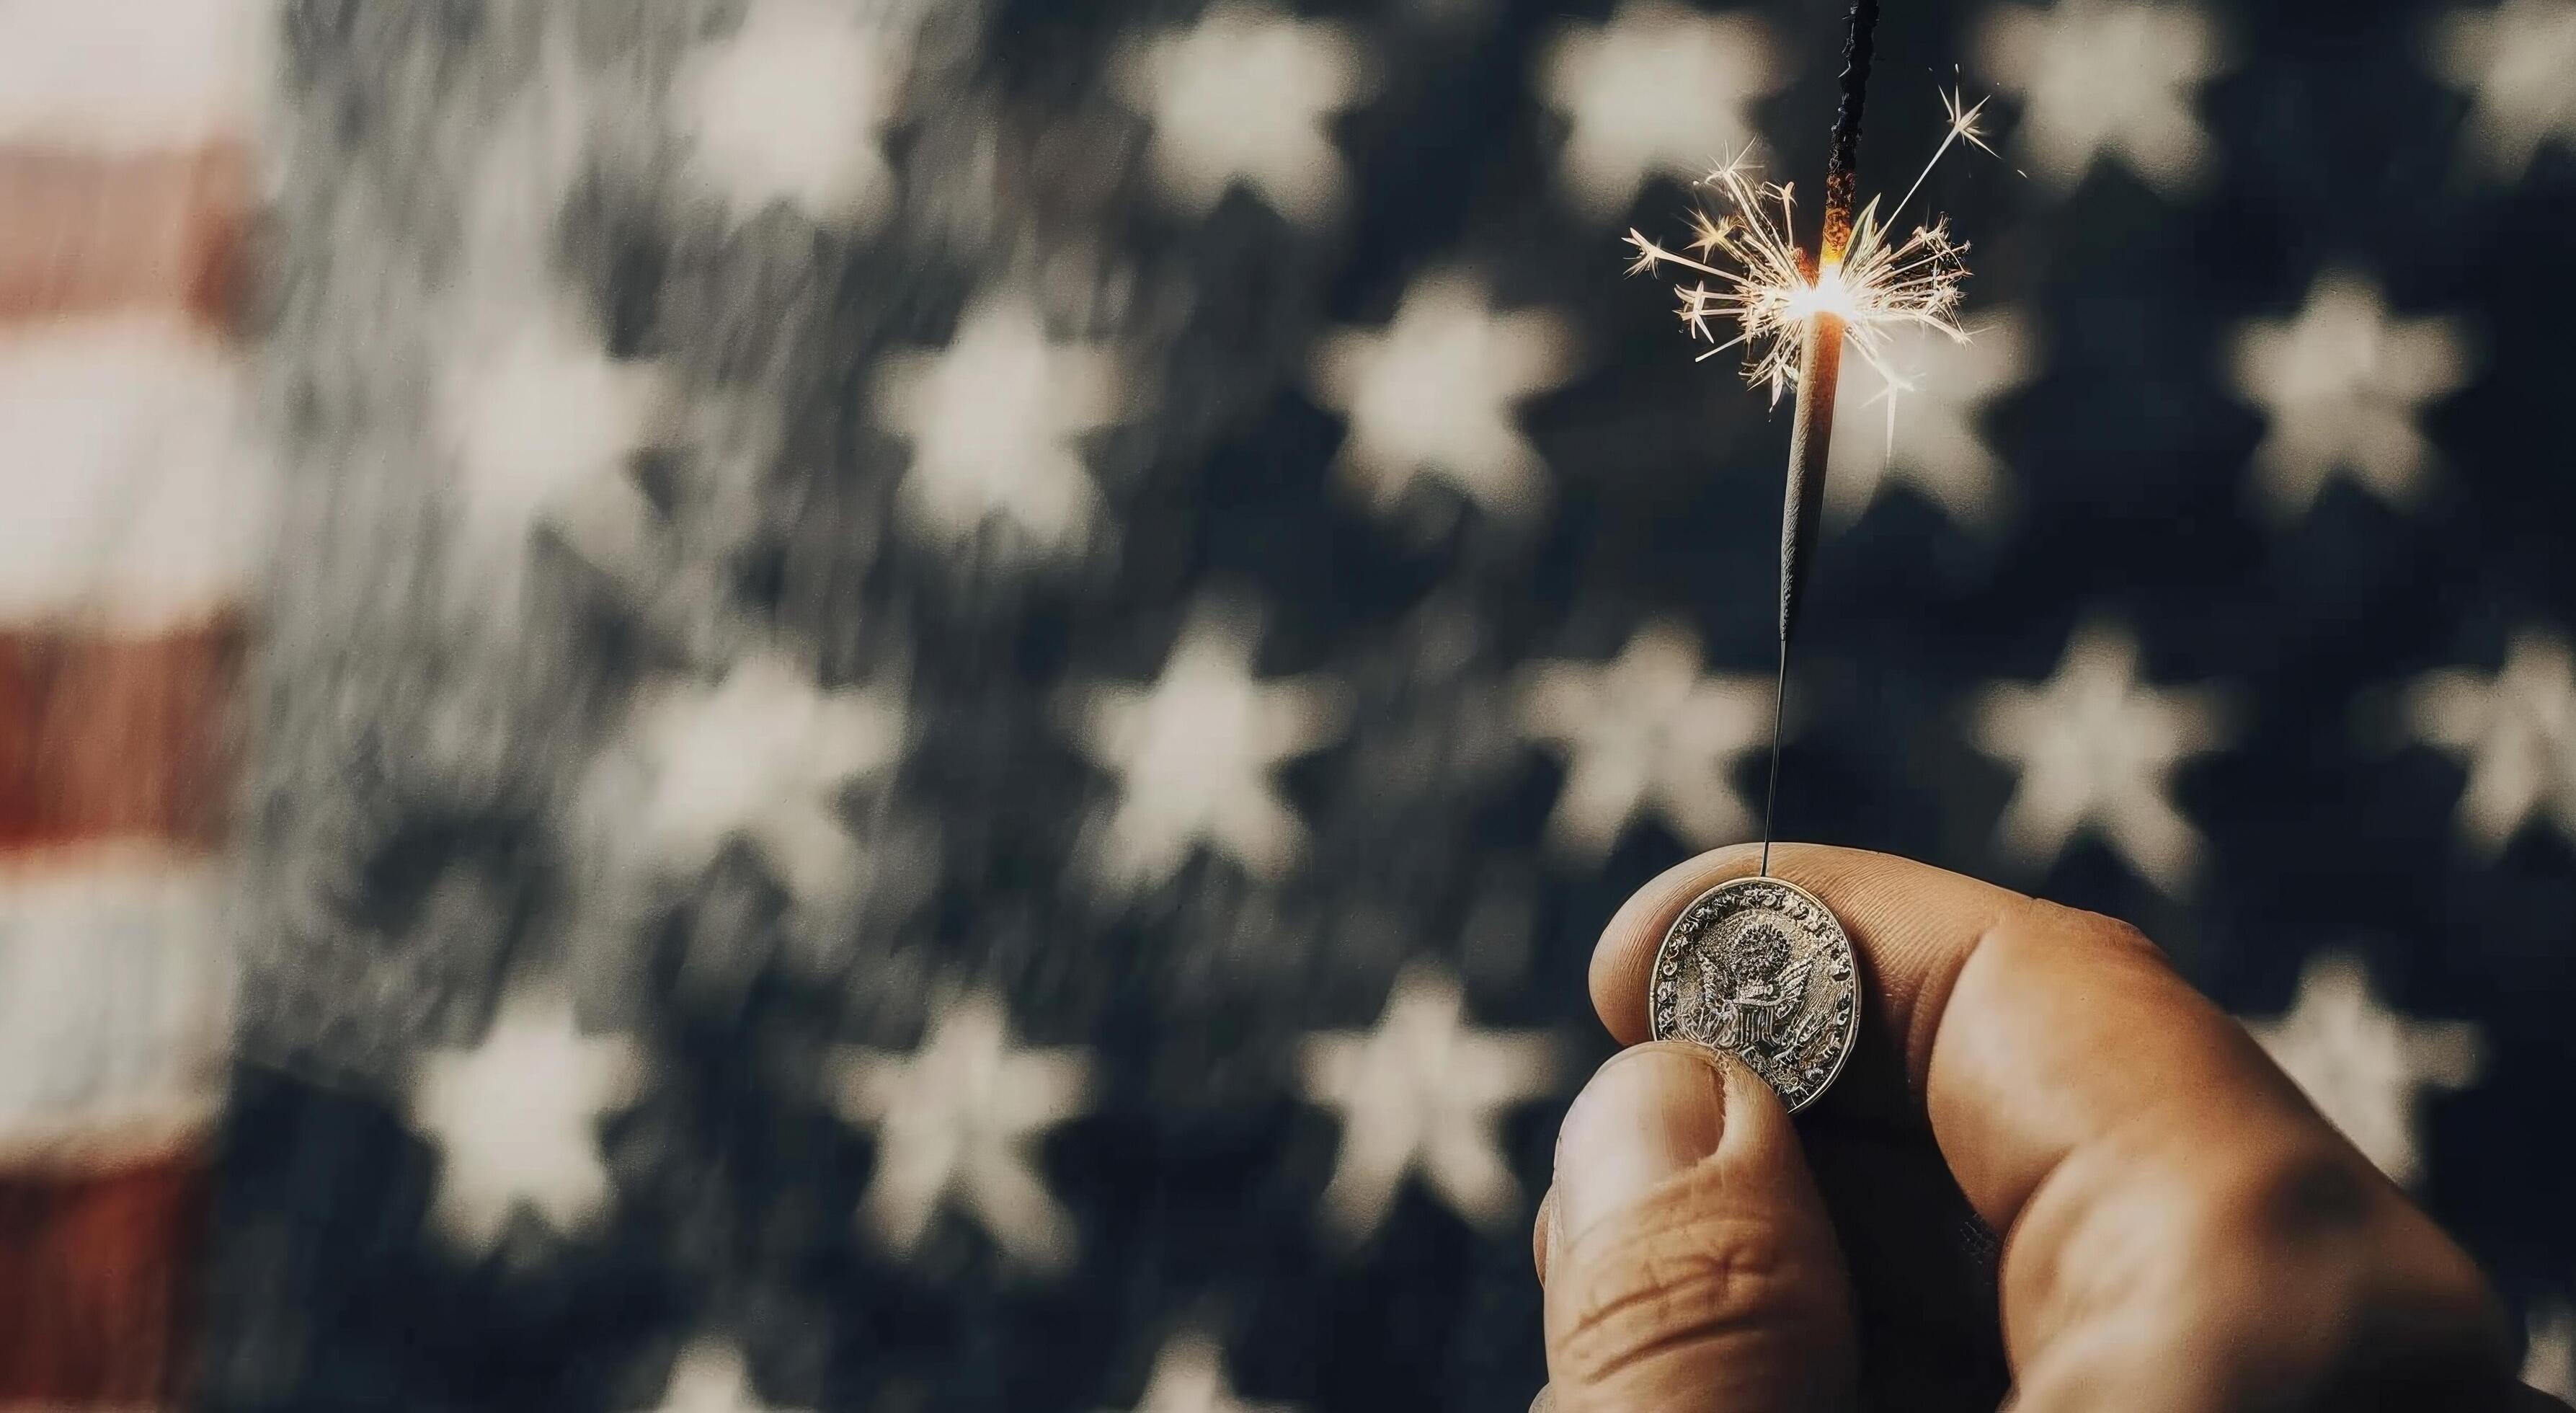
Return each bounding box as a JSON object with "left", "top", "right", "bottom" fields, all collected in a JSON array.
[{"left": 1766, "top": 0, "right": 1878, "bottom": 875}]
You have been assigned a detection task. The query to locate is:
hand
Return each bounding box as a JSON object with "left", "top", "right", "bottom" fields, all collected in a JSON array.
[{"left": 1531, "top": 844, "right": 2569, "bottom": 1412}]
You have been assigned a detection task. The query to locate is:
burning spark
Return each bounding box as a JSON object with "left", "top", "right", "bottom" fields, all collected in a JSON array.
[{"left": 1623, "top": 89, "right": 1991, "bottom": 407}]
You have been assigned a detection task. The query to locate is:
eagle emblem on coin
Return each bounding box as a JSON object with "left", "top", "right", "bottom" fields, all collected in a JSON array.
[{"left": 1647, "top": 877, "right": 1860, "bottom": 1113}]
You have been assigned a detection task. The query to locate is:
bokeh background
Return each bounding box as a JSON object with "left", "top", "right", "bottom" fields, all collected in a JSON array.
[{"left": 4, "top": 0, "right": 2574, "bottom": 1407}]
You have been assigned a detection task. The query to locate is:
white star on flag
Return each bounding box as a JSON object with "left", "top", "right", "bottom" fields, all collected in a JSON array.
[
  {"left": 1977, "top": 0, "right": 2224, "bottom": 194},
  {"left": 411, "top": 988, "right": 643, "bottom": 1252},
  {"left": 1298, "top": 964, "right": 1560, "bottom": 1244},
  {"left": 675, "top": 0, "right": 906, "bottom": 227},
  {"left": 2242, "top": 954, "right": 2481, "bottom": 1189},
  {"left": 2228, "top": 272, "right": 2472, "bottom": 519},
  {"left": 2435, "top": 0, "right": 2576, "bottom": 180},
  {"left": 1971, "top": 622, "right": 2227, "bottom": 893},
  {"left": 1057, "top": 601, "right": 1349, "bottom": 896},
  {"left": 872, "top": 291, "right": 1127, "bottom": 564},
  {"left": 1308, "top": 271, "right": 1576, "bottom": 526},
  {"left": 595, "top": 652, "right": 905, "bottom": 905},
  {"left": 1537, "top": 1, "right": 1784, "bottom": 221},
  {"left": 2404, "top": 632, "right": 2576, "bottom": 854},
  {"left": 1514, "top": 619, "right": 1776, "bottom": 862},
  {"left": 1826, "top": 311, "right": 2034, "bottom": 528},
  {"left": 831, "top": 991, "right": 1096, "bottom": 1273},
  {"left": 1102, "top": 1332, "right": 1296, "bottom": 1413},
  {"left": 1114, "top": 2, "right": 1369, "bottom": 226},
  {"left": 651, "top": 1339, "right": 809, "bottom": 1413},
  {"left": 438, "top": 309, "right": 666, "bottom": 565},
  {"left": 2528, "top": 1301, "right": 2576, "bottom": 1403}
]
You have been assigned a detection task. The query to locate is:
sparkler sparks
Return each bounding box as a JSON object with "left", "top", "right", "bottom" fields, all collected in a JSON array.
[{"left": 1622, "top": 89, "right": 1993, "bottom": 406}]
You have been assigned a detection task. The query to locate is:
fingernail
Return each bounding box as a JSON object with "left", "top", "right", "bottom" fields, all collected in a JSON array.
[{"left": 1555, "top": 1046, "right": 1728, "bottom": 1239}]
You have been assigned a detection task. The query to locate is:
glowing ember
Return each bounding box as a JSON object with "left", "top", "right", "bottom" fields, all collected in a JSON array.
[{"left": 1623, "top": 88, "right": 1995, "bottom": 407}]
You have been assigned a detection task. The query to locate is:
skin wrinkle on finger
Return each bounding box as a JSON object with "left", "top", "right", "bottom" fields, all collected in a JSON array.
[
  {"left": 1555, "top": 1211, "right": 1816, "bottom": 1388},
  {"left": 1585, "top": 843, "right": 2537, "bottom": 1410},
  {"left": 1548, "top": 1182, "right": 1855, "bottom": 1411}
]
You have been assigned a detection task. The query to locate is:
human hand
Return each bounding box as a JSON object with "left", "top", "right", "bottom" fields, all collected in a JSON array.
[{"left": 1531, "top": 844, "right": 2570, "bottom": 1412}]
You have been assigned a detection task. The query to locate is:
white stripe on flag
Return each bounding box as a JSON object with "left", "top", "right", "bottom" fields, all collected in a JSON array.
[
  {"left": 0, "top": 0, "right": 259, "bottom": 149},
  {"left": 0, "top": 847, "right": 230, "bottom": 1161},
  {"left": 0, "top": 315, "right": 270, "bottom": 630}
]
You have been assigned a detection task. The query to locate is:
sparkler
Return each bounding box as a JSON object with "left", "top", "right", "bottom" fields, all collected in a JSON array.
[{"left": 1622, "top": 1, "right": 1995, "bottom": 875}]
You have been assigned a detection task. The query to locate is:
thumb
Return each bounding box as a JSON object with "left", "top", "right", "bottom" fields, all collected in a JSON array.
[{"left": 1542, "top": 1042, "right": 1857, "bottom": 1413}]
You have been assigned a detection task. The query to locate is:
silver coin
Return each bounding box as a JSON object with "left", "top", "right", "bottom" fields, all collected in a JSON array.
[{"left": 1645, "top": 876, "right": 1860, "bottom": 1113}]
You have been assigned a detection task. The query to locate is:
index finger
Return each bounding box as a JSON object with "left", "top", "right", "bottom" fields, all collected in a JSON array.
[{"left": 1591, "top": 843, "right": 2528, "bottom": 1407}]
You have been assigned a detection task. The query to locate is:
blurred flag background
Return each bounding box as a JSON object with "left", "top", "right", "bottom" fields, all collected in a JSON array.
[{"left": 1, "top": 0, "right": 2572, "bottom": 1407}]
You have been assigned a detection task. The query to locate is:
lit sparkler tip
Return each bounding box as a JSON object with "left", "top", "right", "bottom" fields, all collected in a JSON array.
[{"left": 1624, "top": 89, "right": 1996, "bottom": 404}]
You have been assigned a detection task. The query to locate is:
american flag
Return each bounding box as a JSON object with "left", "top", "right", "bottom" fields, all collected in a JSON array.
[
  {"left": 2, "top": 0, "right": 2572, "bottom": 1407},
  {"left": 0, "top": 0, "right": 262, "bottom": 1403}
]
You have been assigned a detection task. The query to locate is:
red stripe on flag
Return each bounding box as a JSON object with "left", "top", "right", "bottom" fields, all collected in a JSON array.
[
  {"left": 0, "top": 143, "right": 245, "bottom": 329},
  {"left": 0, "top": 619, "right": 244, "bottom": 851},
  {"left": 0, "top": 1151, "right": 207, "bottom": 1403}
]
